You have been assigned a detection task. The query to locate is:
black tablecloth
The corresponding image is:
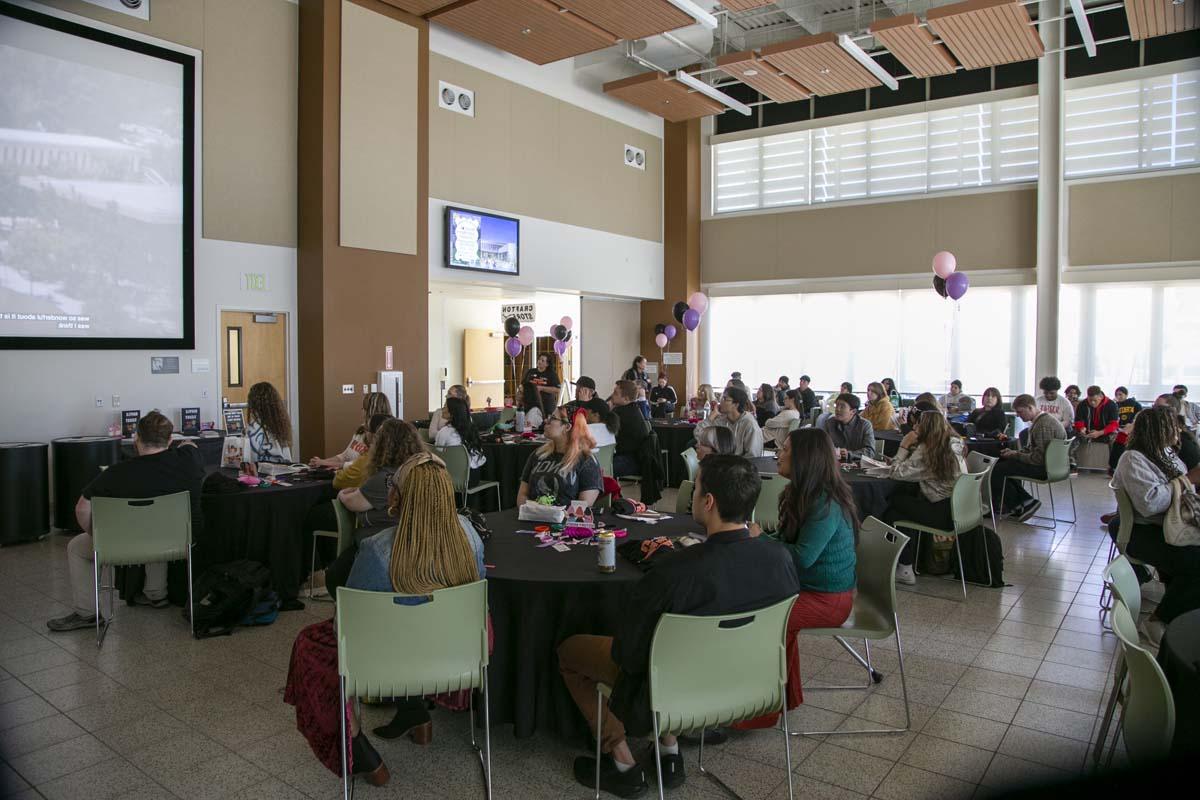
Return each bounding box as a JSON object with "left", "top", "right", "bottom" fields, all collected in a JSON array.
[
  {"left": 964, "top": 438, "right": 1006, "bottom": 459},
  {"left": 752, "top": 457, "right": 898, "bottom": 522},
  {"left": 650, "top": 420, "right": 696, "bottom": 487},
  {"left": 1158, "top": 609, "right": 1200, "bottom": 755},
  {"left": 875, "top": 430, "right": 903, "bottom": 457},
  {"left": 120, "top": 434, "right": 225, "bottom": 467},
  {"left": 0, "top": 443, "right": 49, "bottom": 544},
  {"left": 197, "top": 468, "right": 335, "bottom": 602},
  {"left": 484, "top": 509, "right": 700, "bottom": 739},
  {"left": 478, "top": 440, "right": 542, "bottom": 509}
]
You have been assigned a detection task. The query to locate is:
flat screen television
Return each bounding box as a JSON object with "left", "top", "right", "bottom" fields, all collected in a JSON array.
[{"left": 444, "top": 206, "right": 519, "bottom": 276}]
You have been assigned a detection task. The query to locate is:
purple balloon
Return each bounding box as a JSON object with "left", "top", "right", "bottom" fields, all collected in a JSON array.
[
  {"left": 946, "top": 271, "right": 969, "bottom": 300},
  {"left": 505, "top": 337, "right": 522, "bottom": 358},
  {"left": 664, "top": 324, "right": 677, "bottom": 340},
  {"left": 682, "top": 308, "right": 701, "bottom": 332},
  {"left": 553, "top": 339, "right": 568, "bottom": 356}
]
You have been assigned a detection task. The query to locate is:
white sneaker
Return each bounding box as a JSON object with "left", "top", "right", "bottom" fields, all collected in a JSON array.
[
  {"left": 896, "top": 564, "right": 916, "bottom": 586},
  {"left": 1138, "top": 618, "right": 1166, "bottom": 648}
]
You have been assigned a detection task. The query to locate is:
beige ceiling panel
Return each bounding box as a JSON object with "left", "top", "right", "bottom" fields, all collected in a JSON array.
[
  {"left": 1124, "top": 0, "right": 1199, "bottom": 40},
  {"left": 869, "top": 14, "right": 958, "bottom": 77},
  {"left": 760, "top": 33, "right": 880, "bottom": 96},
  {"left": 604, "top": 70, "right": 725, "bottom": 122},
  {"left": 554, "top": 0, "right": 695, "bottom": 40},
  {"left": 717, "top": 50, "right": 812, "bottom": 103},
  {"left": 927, "top": 0, "right": 1044, "bottom": 71}
]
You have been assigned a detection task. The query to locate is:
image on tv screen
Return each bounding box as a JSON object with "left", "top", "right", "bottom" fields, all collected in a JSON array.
[{"left": 446, "top": 207, "right": 518, "bottom": 275}]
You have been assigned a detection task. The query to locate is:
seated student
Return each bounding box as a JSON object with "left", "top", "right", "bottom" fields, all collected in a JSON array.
[
  {"left": 764, "top": 389, "right": 803, "bottom": 450},
  {"left": 428, "top": 385, "right": 469, "bottom": 439},
  {"left": 940, "top": 380, "right": 976, "bottom": 419},
  {"left": 1173, "top": 385, "right": 1200, "bottom": 430},
  {"left": 47, "top": 412, "right": 205, "bottom": 632},
  {"left": 820, "top": 393, "right": 877, "bottom": 461},
  {"left": 557, "top": 456, "right": 800, "bottom": 796},
  {"left": 1156, "top": 394, "right": 1200, "bottom": 469},
  {"left": 824, "top": 382, "right": 853, "bottom": 416},
  {"left": 991, "top": 394, "right": 1067, "bottom": 521},
  {"left": 245, "top": 381, "right": 294, "bottom": 465},
  {"left": 622, "top": 356, "right": 651, "bottom": 394},
  {"left": 1109, "top": 387, "right": 1143, "bottom": 472},
  {"left": 1109, "top": 407, "right": 1200, "bottom": 644},
  {"left": 899, "top": 396, "right": 941, "bottom": 436},
  {"left": 967, "top": 387, "right": 1007, "bottom": 436},
  {"left": 520, "top": 381, "right": 546, "bottom": 431},
  {"left": 1036, "top": 376, "right": 1075, "bottom": 429},
  {"left": 796, "top": 375, "right": 818, "bottom": 416},
  {"left": 1065, "top": 384, "right": 1083, "bottom": 415},
  {"left": 563, "top": 376, "right": 610, "bottom": 423},
  {"left": 754, "top": 383, "right": 780, "bottom": 428},
  {"left": 634, "top": 386, "right": 653, "bottom": 420},
  {"left": 523, "top": 353, "right": 561, "bottom": 420},
  {"left": 338, "top": 419, "right": 427, "bottom": 534},
  {"left": 285, "top": 454, "right": 485, "bottom": 785},
  {"left": 610, "top": 380, "right": 653, "bottom": 477},
  {"left": 743, "top": 429, "right": 856, "bottom": 728},
  {"left": 882, "top": 378, "right": 902, "bottom": 408},
  {"left": 588, "top": 409, "right": 620, "bottom": 450},
  {"left": 649, "top": 375, "right": 677, "bottom": 419},
  {"left": 688, "top": 383, "right": 719, "bottom": 417},
  {"left": 310, "top": 391, "right": 392, "bottom": 468},
  {"left": 333, "top": 414, "right": 392, "bottom": 490},
  {"left": 694, "top": 425, "right": 736, "bottom": 461},
  {"left": 694, "top": 385, "right": 764, "bottom": 458},
  {"left": 433, "top": 396, "right": 487, "bottom": 483},
  {"left": 883, "top": 410, "right": 966, "bottom": 585},
  {"left": 517, "top": 408, "right": 603, "bottom": 506},
  {"left": 1074, "top": 386, "right": 1119, "bottom": 450},
  {"left": 774, "top": 376, "right": 790, "bottom": 408},
  {"left": 861, "top": 382, "right": 897, "bottom": 432}
]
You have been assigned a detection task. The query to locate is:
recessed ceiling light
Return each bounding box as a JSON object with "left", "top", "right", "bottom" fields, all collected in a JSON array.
[
  {"left": 819, "top": 67, "right": 831, "bottom": 75},
  {"left": 521, "top": 27, "right": 532, "bottom": 35},
  {"left": 743, "top": 69, "right": 759, "bottom": 76}
]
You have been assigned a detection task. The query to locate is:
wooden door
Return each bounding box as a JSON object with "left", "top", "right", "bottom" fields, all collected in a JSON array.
[
  {"left": 220, "top": 310, "right": 288, "bottom": 405},
  {"left": 462, "top": 328, "right": 504, "bottom": 409}
]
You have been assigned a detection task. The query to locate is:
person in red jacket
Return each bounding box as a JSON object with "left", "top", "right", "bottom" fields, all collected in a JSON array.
[{"left": 1074, "top": 385, "right": 1119, "bottom": 442}]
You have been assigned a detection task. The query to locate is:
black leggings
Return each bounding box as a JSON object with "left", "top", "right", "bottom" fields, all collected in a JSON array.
[
  {"left": 882, "top": 482, "right": 953, "bottom": 566},
  {"left": 1108, "top": 518, "right": 1200, "bottom": 623}
]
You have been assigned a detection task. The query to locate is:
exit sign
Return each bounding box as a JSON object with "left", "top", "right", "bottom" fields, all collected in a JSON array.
[{"left": 241, "top": 272, "right": 268, "bottom": 292}]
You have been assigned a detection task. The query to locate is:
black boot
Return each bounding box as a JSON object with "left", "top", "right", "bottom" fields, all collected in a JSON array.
[
  {"left": 351, "top": 731, "right": 390, "bottom": 786},
  {"left": 373, "top": 698, "right": 433, "bottom": 743}
]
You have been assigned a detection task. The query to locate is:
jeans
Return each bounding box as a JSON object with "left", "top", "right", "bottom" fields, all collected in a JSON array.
[{"left": 1107, "top": 518, "right": 1200, "bottom": 622}]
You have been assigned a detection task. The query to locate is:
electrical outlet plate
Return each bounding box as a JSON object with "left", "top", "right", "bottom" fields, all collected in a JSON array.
[
  {"left": 95, "top": 397, "right": 104, "bottom": 408},
  {"left": 623, "top": 144, "right": 646, "bottom": 171},
  {"left": 342, "top": 384, "right": 354, "bottom": 395},
  {"left": 112, "top": 395, "right": 120, "bottom": 408}
]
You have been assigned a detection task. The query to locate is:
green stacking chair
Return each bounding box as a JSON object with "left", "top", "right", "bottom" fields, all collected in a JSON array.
[
  {"left": 1000, "top": 438, "right": 1076, "bottom": 530},
  {"left": 751, "top": 474, "right": 787, "bottom": 533},
  {"left": 787, "top": 418, "right": 801, "bottom": 434},
  {"left": 497, "top": 407, "right": 516, "bottom": 426},
  {"left": 894, "top": 471, "right": 989, "bottom": 599},
  {"left": 435, "top": 445, "right": 502, "bottom": 513},
  {"left": 965, "top": 450, "right": 1000, "bottom": 533},
  {"left": 1104, "top": 599, "right": 1175, "bottom": 767},
  {"left": 310, "top": 498, "right": 356, "bottom": 602},
  {"left": 675, "top": 480, "right": 694, "bottom": 515},
  {"left": 1093, "top": 555, "right": 1142, "bottom": 767},
  {"left": 595, "top": 596, "right": 798, "bottom": 800},
  {"left": 91, "top": 491, "right": 194, "bottom": 647},
  {"left": 595, "top": 444, "right": 615, "bottom": 478},
  {"left": 796, "top": 517, "right": 913, "bottom": 736},
  {"left": 336, "top": 581, "right": 491, "bottom": 800},
  {"left": 680, "top": 447, "right": 700, "bottom": 483}
]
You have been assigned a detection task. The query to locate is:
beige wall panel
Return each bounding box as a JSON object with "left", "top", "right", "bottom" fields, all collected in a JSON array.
[
  {"left": 453, "top": 70, "right": 512, "bottom": 212},
  {"left": 1170, "top": 173, "right": 1200, "bottom": 262},
  {"left": 555, "top": 103, "right": 608, "bottom": 232},
  {"left": 37, "top": 0, "right": 204, "bottom": 47},
  {"left": 339, "top": 0, "right": 418, "bottom": 254},
  {"left": 427, "top": 56, "right": 458, "bottom": 201},
  {"left": 1069, "top": 178, "right": 1173, "bottom": 266},
  {"left": 508, "top": 84, "right": 562, "bottom": 221},
  {"left": 932, "top": 189, "right": 1035, "bottom": 269},
  {"left": 203, "top": 0, "right": 297, "bottom": 247},
  {"left": 606, "top": 121, "right": 663, "bottom": 243},
  {"left": 701, "top": 214, "right": 778, "bottom": 282}
]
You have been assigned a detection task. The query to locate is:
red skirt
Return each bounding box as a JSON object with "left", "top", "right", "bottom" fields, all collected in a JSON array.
[{"left": 733, "top": 589, "right": 855, "bottom": 730}]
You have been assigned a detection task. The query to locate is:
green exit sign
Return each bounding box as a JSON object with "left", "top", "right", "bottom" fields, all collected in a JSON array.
[{"left": 241, "top": 273, "right": 268, "bottom": 292}]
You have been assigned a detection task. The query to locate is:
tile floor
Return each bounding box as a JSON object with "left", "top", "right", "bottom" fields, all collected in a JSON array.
[{"left": 0, "top": 473, "right": 1142, "bottom": 800}]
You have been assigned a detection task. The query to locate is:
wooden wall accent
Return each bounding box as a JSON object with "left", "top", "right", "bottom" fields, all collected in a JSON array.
[
  {"left": 760, "top": 33, "right": 881, "bottom": 96},
  {"left": 927, "top": 0, "right": 1045, "bottom": 70},
  {"left": 869, "top": 14, "right": 958, "bottom": 78}
]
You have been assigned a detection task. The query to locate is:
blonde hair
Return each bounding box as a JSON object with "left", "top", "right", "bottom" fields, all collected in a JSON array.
[
  {"left": 698, "top": 384, "right": 716, "bottom": 403},
  {"left": 388, "top": 460, "right": 479, "bottom": 594},
  {"left": 358, "top": 392, "right": 392, "bottom": 432}
]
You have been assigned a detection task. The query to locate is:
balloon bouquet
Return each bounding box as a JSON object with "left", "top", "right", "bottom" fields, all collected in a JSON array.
[
  {"left": 653, "top": 292, "right": 708, "bottom": 379},
  {"left": 502, "top": 315, "right": 575, "bottom": 406},
  {"left": 931, "top": 251, "right": 969, "bottom": 301}
]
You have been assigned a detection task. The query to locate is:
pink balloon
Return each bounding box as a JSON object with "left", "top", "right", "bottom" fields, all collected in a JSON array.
[
  {"left": 505, "top": 337, "right": 522, "bottom": 358},
  {"left": 560, "top": 316, "right": 573, "bottom": 330},
  {"left": 654, "top": 333, "right": 668, "bottom": 349},
  {"left": 517, "top": 326, "right": 535, "bottom": 347},
  {"left": 946, "top": 271, "right": 969, "bottom": 300},
  {"left": 688, "top": 292, "right": 709, "bottom": 314},
  {"left": 932, "top": 251, "right": 957, "bottom": 279}
]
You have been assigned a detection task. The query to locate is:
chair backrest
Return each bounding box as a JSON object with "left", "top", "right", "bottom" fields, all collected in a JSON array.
[
  {"left": 1110, "top": 600, "right": 1175, "bottom": 765},
  {"left": 332, "top": 498, "right": 356, "bottom": 555},
  {"left": 596, "top": 443, "right": 615, "bottom": 476},
  {"left": 1104, "top": 555, "right": 1141, "bottom": 620},
  {"left": 498, "top": 407, "right": 516, "bottom": 425},
  {"left": 676, "top": 480, "right": 694, "bottom": 515},
  {"left": 1113, "top": 484, "right": 1136, "bottom": 551},
  {"left": 855, "top": 517, "right": 910, "bottom": 635},
  {"left": 874, "top": 438, "right": 886, "bottom": 457},
  {"left": 336, "top": 580, "right": 489, "bottom": 698},
  {"left": 966, "top": 451, "right": 998, "bottom": 506},
  {"left": 1044, "top": 438, "right": 1071, "bottom": 482},
  {"left": 949, "top": 471, "right": 987, "bottom": 535},
  {"left": 787, "top": 417, "right": 801, "bottom": 433},
  {"left": 92, "top": 491, "right": 191, "bottom": 566},
  {"left": 433, "top": 445, "right": 471, "bottom": 494},
  {"left": 809, "top": 407, "right": 822, "bottom": 427},
  {"left": 648, "top": 595, "right": 795, "bottom": 735},
  {"left": 752, "top": 474, "right": 787, "bottom": 533},
  {"left": 681, "top": 447, "right": 700, "bottom": 482}
]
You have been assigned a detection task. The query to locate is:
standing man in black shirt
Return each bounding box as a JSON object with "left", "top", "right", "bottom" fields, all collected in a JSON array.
[
  {"left": 47, "top": 412, "right": 206, "bottom": 632},
  {"left": 522, "top": 352, "right": 562, "bottom": 420},
  {"left": 557, "top": 456, "right": 800, "bottom": 796}
]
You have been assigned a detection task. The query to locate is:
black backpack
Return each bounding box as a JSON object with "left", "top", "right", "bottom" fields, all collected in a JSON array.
[
  {"left": 187, "top": 560, "right": 273, "bottom": 639},
  {"left": 952, "top": 526, "right": 1007, "bottom": 588}
]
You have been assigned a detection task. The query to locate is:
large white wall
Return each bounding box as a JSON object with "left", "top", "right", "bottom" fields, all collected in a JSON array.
[{"left": 580, "top": 296, "right": 641, "bottom": 390}]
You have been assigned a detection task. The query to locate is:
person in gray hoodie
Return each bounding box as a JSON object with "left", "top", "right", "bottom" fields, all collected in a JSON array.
[
  {"left": 820, "top": 393, "right": 876, "bottom": 461},
  {"left": 694, "top": 385, "right": 764, "bottom": 458}
]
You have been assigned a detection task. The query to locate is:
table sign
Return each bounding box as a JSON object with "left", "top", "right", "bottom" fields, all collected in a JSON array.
[{"left": 121, "top": 410, "right": 140, "bottom": 438}]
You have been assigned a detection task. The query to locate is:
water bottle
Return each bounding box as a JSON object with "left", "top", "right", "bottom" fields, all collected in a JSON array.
[{"left": 515, "top": 409, "right": 526, "bottom": 432}]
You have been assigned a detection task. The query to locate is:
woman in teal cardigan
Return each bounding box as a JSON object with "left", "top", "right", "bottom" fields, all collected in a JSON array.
[{"left": 744, "top": 428, "right": 857, "bottom": 726}]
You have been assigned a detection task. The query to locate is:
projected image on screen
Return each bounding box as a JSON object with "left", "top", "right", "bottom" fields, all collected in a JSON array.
[
  {"left": 0, "top": 5, "right": 192, "bottom": 347},
  {"left": 446, "top": 207, "right": 519, "bottom": 276}
]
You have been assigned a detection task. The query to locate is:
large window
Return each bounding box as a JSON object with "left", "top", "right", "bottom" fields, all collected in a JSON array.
[
  {"left": 713, "top": 67, "right": 1198, "bottom": 214},
  {"left": 704, "top": 287, "right": 1035, "bottom": 397}
]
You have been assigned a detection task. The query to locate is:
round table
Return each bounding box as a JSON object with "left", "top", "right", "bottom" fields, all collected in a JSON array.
[
  {"left": 121, "top": 433, "right": 226, "bottom": 467},
  {"left": 51, "top": 436, "right": 122, "bottom": 531},
  {"left": 483, "top": 508, "right": 700, "bottom": 739},
  {"left": 0, "top": 442, "right": 49, "bottom": 545},
  {"left": 964, "top": 437, "right": 1006, "bottom": 459},
  {"left": 875, "top": 430, "right": 903, "bottom": 457},
  {"left": 198, "top": 467, "right": 335, "bottom": 603},
  {"left": 751, "top": 457, "right": 898, "bottom": 522},
  {"left": 650, "top": 420, "right": 696, "bottom": 487},
  {"left": 1158, "top": 609, "right": 1200, "bottom": 755},
  {"left": 478, "top": 439, "right": 542, "bottom": 509}
]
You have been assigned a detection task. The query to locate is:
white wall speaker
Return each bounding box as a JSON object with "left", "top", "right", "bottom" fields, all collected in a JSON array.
[
  {"left": 79, "top": 0, "right": 150, "bottom": 19},
  {"left": 438, "top": 81, "right": 474, "bottom": 118},
  {"left": 623, "top": 144, "right": 646, "bottom": 171}
]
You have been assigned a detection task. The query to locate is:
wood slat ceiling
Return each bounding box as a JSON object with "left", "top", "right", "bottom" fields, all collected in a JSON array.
[
  {"left": 1123, "top": 0, "right": 1199, "bottom": 40},
  {"left": 716, "top": 50, "right": 811, "bottom": 103},
  {"left": 927, "top": 0, "right": 1044, "bottom": 71},
  {"left": 377, "top": 0, "right": 460, "bottom": 15},
  {"left": 760, "top": 32, "right": 880, "bottom": 96},
  {"left": 430, "top": 0, "right": 618, "bottom": 65},
  {"left": 720, "top": 0, "right": 779, "bottom": 11},
  {"left": 869, "top": 14, "right": 958, "bottom": 77},
  {"left": 603, "top": 70, "right": 726, "bottom": 122},
  {"left": 554, "top": 0, "right": 696, "bottom": 41}
]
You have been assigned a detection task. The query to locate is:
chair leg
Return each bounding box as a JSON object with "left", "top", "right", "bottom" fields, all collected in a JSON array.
[
  {"left": 93, "top": 555, "right": 102, "bottom": 649},
  {"left": 651, "top": 718, "right": 666, "bottom": 800},
  {"left": 594, "top": 686, "right": 602, "bottom": 800},
  {"left": 482, "top": 667, "right": 493, "bottom": 800},
  {"left": 780, "top": 693, "right": 795, "bottom": 800},
  {"left": 954, "top": 538, "right": 967, "bottom": 600},
  {"left": 801, "top": 636, "right": 876, "bottom": 693},
  {"left": 309, "top": 534, "right": 317, "bottom": 600},
  {"left": 340, "top": 677, "right": 351, "bottom": 800},
  {"left": 186, "top": 546, "right": 195, "bottom": 640},
  {"left": 1092, "top": 657, "right": 1125, "bottom": 769}
]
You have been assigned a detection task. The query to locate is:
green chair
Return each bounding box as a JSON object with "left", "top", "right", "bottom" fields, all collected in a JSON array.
[
  {"left": 310, "top": 498, "right": 356, "bottom": 602},
  {"left": 91, "top": 491, "right": 194, "bottom": 647},
  {"left": 795, "top": 517, "right": 913, "bottom": 736},
  {"left": 787, "top": 417, "right": 801, "bottom": 434},
  {"left": 1000, "top": 438, "right": 1076, "bottom": 530},
  {"left": 680, "top": 447, "right": 700, "bottom": 482},
  {"left": 751, "top": 474, "right": 787, "bottom": 533},
  {"left": 1103, "top": 599, "right": 1175, "bottom": 767},
  {"left": 874, "top": 438, "right": 887, "bottom": 459},
  {"left": 1093, "top": 555, "right": 1142, "bottom": 767},
  {"left": 497, "top": 407, "right": 516, "bottom": 426},
  {"left": 336, "top": 581, "right": 492, "bottom": 800},
  {"left": 894, "top": 471, "right": 989, "bottom": 599},
  {"left": 595, "top": 596, "right": 798, "bottom": 800},
  {"left": 965, "top": 450, "right": 999, "bottom": 533},
  {"left": 435, "top": 445, "right": 502, "bottom": 512},
  {"left": 675, "top": 480, "right": 694, "bottom": 515},
  {"left": 595, "top": 444, "right": 615, "bottom": 477}
]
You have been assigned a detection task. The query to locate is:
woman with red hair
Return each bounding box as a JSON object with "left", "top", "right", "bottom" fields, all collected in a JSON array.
[{"left": 516, "top": 407, "right": 603, "bottom": 506}]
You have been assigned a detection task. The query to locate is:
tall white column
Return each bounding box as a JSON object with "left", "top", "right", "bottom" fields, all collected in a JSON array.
[{"left": 1034, "top": 0, "right": 1064, "bottom": 381}]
